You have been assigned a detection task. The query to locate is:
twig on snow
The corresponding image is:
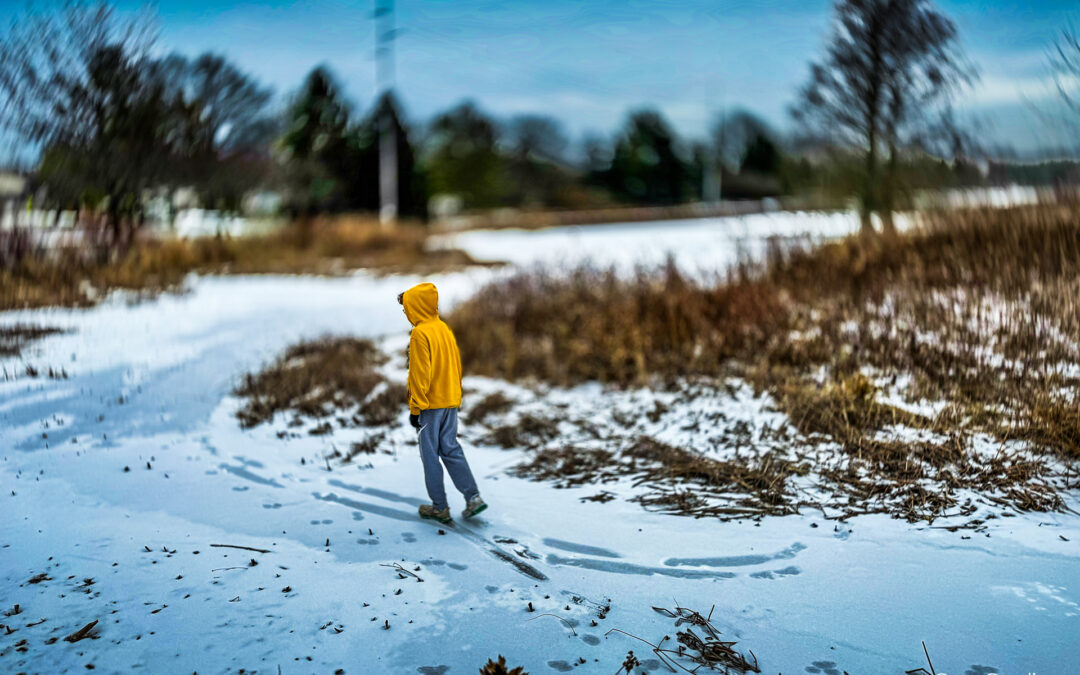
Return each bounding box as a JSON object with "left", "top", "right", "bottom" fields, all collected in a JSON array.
[
  {"left": 527, "top": 613, "right": 578, "bottom": 636},
  {"left": 379, "top": 562, "right": 424, "bottom": 582},
  {"left": 210, "top": 543, "right": 271, "bottom": 554},
  {"left": 63, "top": 620, "right": 99, "bottom": 643}
]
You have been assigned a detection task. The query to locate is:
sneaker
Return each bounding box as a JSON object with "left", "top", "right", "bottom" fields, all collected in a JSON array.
[
  {"left": 419, "top": 504, "right": 452, "bottom": 524},
  {"left": 462, "top": 496, "right": 488, "bottom": 519}
]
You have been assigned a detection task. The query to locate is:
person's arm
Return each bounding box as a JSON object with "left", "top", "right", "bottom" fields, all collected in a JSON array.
[{"left": 408, "top": 329, "right": 432, "bottom": 415}]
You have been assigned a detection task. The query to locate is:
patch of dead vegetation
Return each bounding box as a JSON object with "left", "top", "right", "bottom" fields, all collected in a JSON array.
[
  {"left": 513, "top": 437, "right": 806, "bottom": 520},
  {"left": 234, "top": 337, "right": 405, "bottom": 436},
  {"left": 0, "top": 216, "right": 494, "bottom": 310},
  {"left": 609, "top": 603, "right": 760, "bottom": 674},
  {"left": 479, "top": 655, "right": 528, "bottom": 675},
  {"left": 512, "top": 447, "right": 617, "bottom": 488},
  {"left": 623, "top": 438, "right": 804, "bottom": 518},
  {"left": 465, "top": 391, "right": 516, "bottom": 425},
  {"left": 359, "top": 383, "right": 410, "bottom": 426},
  {"left": 452, "top": 203, "right": 1080, "bottom": 524},
  {"left": 450, "top": 261, "right": 782, "bottom": 385},
  {"left": 482, "top": 412, "right": 563, "bottom": 449}
]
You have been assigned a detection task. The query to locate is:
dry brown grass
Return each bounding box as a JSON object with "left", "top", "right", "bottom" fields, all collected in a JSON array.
[
  {"left": 234, "top": 337, "right": 397, "bottom": 432},
  {"left": 624, "top": 437, "right": 804, "bottom": 517},
  {"left": 450, "top": 262, "right": 783, "bottom": 385},
  {"left": 452, "top": 203, "right": 1080, "bottom": 522},
  {"left": 607, "top": 603, "right": 760, "bottom": 674},
  {"left": 0, "top": 216, "right": 491, "bottom": 310},
  {"left": 465, "top": 391, "right": 516, "bottom": 424},
  {"left": 513, "top": 437, "right": 807, "bottom": 519},
  {"left": 482, "top": 412, "right": 563, "bottom": 449},
  {"left": 478, "top": 655, "right": 528, "bottom": 675},
  {"left": 512, "top": 446, "right": 617, "bottom": 488}
]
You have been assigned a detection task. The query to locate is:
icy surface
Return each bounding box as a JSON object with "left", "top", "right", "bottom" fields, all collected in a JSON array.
[
  {"left": 2, "top": 215, "right": 1079, "bottom": 674},
  {"left": 432, "top": 210, "right": 865, "bottom": 276}
]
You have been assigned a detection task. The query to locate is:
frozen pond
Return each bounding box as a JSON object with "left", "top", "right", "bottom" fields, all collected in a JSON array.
[
  {"left": 1, "top": 212, "right": 1078, "bottom": 674},
  {"left": 433, "top": 210, "right": 864, "bottom": 275}
]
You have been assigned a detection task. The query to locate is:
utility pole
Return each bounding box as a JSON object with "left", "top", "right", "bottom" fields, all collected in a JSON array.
[
  {"left": 375, "top": 0, "right": 397, "bottom": 226},
  {"left": 715, "top": 105, "right": 723, "bottom": 204},
  {"left": 703, "top": 80, "right": 722, "bottom": 204}
]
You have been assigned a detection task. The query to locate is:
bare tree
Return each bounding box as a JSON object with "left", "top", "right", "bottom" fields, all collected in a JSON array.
[
  {"left": 792, "top": 0, "right": 972, "bottom": 234},
  {"left": 148, "top": 52, "right": 275, "bottom": 214},
  {"left": 0, "top": 3, "right": 157, "bottom": 150},
  {"left": 1050, "top": 26, "right": 1080, "bottom": 159},
  {"left": 0, "top": 3, "right": 159, "bottom": 246},
  {"left": 0, "top": 4, "right": 276, "bottom": 244}
]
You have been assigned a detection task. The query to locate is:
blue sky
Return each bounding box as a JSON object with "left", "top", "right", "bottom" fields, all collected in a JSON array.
[{"left": 8, "top": 0, "right": 1080, "bottom": 154}]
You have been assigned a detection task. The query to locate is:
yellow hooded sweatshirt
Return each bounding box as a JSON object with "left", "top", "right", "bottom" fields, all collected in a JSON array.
[{"left": 403, "top": 282, "right": 462, "bottom": 415}]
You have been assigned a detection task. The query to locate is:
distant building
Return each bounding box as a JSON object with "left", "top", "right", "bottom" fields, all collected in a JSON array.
[
  {"left": 0, "top": 170, "right": 29, "bottom": 229},
  {"left": 243, "top": 190, "right": 282, "bottom": 217},
  {"left": 0, "top": 171, "right": 26, "bottom": 198}
]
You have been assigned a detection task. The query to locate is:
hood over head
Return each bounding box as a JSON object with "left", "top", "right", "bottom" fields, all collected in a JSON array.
[{"left": 402, "top": 282, "right": 439, "bottom": 325}]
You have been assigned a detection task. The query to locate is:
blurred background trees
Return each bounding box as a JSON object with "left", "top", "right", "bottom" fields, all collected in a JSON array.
[
  {"left": 591, "top": 110, "right": 693, "bottom": 205},
  {"left": 276, "top": 69, "right": 425, "bottom": 230},
  {"left": 0, "top": 3, "right": 280, "bottom": 251},
  {"left": 0, "top": 4, "right": 161, "bottom": 248},
  {"left": 4, "top": 0, "right": 1071, "bottom": 243},
  {"left": 424, "top": 101, "right": 507, "bottom": 209},
  {"left": 151, "top": 53, "right": 277, "bottom": 217},
  {"left": 278, "top": 67, "right": 356, "bottom": 221}
]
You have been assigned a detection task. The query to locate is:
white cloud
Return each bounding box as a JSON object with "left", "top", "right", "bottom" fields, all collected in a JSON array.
[{"left": 967, "top": 73, "right": 1072, "bottom": 106}]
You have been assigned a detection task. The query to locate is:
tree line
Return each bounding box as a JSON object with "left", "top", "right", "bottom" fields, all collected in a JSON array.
[{"left": 4, "top": 0, "right": 1067, "bottom": 245}]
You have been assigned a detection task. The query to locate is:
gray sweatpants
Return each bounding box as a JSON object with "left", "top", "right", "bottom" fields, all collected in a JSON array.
[{"left": 417, "top": 407, "right": 480, "bottom": 511}]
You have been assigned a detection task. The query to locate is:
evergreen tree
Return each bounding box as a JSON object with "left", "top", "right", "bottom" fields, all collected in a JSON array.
[
  {"left": 279, "top": 67, "right": 354, "bottom": 217},
  {"left": 740, "top": 133, "right": 782, "bottom": 176},
  {"left": 424, "top": 101, "right": 506, "bottom": 209},
  {"left": 600, "top": 109, "right": 689, "bottom": 205}
]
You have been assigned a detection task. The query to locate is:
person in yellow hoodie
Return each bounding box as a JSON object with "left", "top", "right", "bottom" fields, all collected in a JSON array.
[{"left": 398, "top": 282, "right": 487, "bottom": 524}]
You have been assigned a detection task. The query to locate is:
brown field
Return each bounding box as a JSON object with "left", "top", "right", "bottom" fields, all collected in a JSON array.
[
  {"left": 449, "top": 204, "right": 1080, "bottom": 523},
  {"left": 0, "top": 216, "right": 493, "bottom": 311}
]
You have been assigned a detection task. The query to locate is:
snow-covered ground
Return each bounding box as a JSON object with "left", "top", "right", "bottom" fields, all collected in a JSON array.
[
  {"left": 2, "top": 213, "right": 1079, "bottom": 674},
  {"left": 431, "top": 211, "right": 865, "bottom": 275}
]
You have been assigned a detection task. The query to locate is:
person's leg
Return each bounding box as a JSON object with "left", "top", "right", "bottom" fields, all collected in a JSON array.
[
  {"left": 436, "top": 408, "right": 480, "bottom": 502},
  {"left": 417, "top": 409, "right": 449, "bottom": 510}
]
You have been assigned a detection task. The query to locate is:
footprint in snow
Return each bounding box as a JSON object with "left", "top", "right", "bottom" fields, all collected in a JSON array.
[
  {"left": 751, "top": 566, "right": 801, "bottom": 579},
  {"left": 805, "top": 661, "right": 841, "bottom": 675},
  {"left": 543, "top": 537, "right": 621, "bottom": 559}
]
